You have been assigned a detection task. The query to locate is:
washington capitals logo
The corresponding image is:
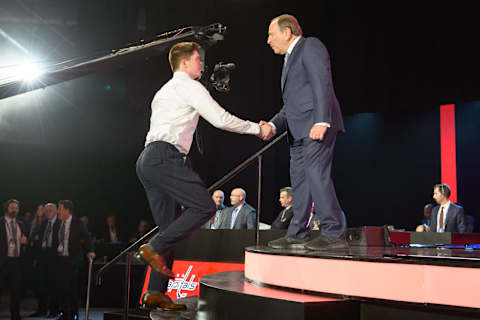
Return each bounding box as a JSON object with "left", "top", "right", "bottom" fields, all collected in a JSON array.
[{"left": 167, "top": 265, "right": 198, "bottom": 299}]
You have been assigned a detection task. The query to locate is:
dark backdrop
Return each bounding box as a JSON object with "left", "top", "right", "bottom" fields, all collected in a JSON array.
[{"left": 0, "top": 1, "right": 478, "bottom": 236}]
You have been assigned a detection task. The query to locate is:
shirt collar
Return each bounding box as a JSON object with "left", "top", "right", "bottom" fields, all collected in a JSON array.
[
  {"left": 4, "top": 216, "right": 15, "bottom": 223},
  {"left": 61, "top": 215, "right": 72, "bottom": 225},
  {"left": 49, "top": 215, "right": 57, "bottom": 223},
  {"left": 441, "top": 201, "right": 451, "bottom": 210},
  {"left": 287, "top": 36, "right": 302, "bottom": 55},
  {"left": 173, "top": 71, "right": 191, "bottom": 79}
]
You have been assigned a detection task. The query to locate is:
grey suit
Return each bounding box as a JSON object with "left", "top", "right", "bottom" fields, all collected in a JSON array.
[
  {"left": 218, "top": 203, "right": 256, "bottom": 230},
  {"left": 430, "top": 203, "right": 467, "bottom": 233}
]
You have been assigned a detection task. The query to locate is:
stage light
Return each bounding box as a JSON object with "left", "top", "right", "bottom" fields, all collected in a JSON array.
[{"left": 17, "top": 62, "right": 44, "bottom": 83}]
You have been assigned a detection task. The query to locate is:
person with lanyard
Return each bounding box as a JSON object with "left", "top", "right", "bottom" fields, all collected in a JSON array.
[
  {"left": 135, "top": 41, "right": 270, "bottom": 310},
  {"left": 0, "top": 199, "right": 27, "bottom": 320}
]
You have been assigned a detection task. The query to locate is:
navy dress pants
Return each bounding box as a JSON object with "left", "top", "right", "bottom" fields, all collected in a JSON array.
[
  {"left": 136, "top": 141, "right": 216, "bottom": 293},
  {"left": 287, "top": 128, "right": 346, "bottom": 239}
]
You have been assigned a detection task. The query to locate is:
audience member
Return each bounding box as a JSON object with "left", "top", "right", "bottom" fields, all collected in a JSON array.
[
  {"left": 428, "top": 184, "right": 467, "bottom": 233},
  {"left": 22, "top": 211, "right": 33, "bottom": 236},
  {"left": 218, "top": 188, "right": 256, "bottom": 230},
  {"left": 416, "top": 203, "right": 433, "bottom": 232},
  {"left": 103, "top": 214, "right": 122, "bottom": 243},
  {"left": 1, "top": 199, "right": 28, "bottom": 320},
  {"left": 203, "top": 190, "right": 226, "bottom": 229},
  {"left": 26, "top": 204, "right": 46, "bottom": 317},
  {"left": 31, "top": 203, "right": 61, "bottom": 318},
  {"left": 130, "top": 219, "right": 151, "bottom": 242},
  {"left": 53, "top": 200, "right": 95, "bottom": 320},
  {"left": 271, "top": 187, "right": 294, "bottom": 229}
]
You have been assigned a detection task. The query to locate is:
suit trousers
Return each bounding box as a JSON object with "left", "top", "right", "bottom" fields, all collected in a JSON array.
[
  {"left": 37, "top": 250, "right": 60, "bottom": 314},
  {"left": 136, "top": 141, "right": 216, "bottom": 293},
  {"left": 287, "top": 129, "right": 345, "bottom": 239},
  {"left": 56, "top": 256, "right": 79, "bottom": 319},
  {"left": 0, "top": 258, "right": 22, "bottom": 320}
]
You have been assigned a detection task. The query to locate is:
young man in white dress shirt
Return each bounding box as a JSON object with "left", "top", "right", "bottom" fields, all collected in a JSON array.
[{"left": 135, "top": 42, "right": 269, "bottom": 310}]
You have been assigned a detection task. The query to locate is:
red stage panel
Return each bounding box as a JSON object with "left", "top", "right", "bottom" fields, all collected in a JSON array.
[
  {"left": 440, "top": 104, "right": 457, "bottom": 203},
  {"left": 140, "top": 260, "right": 244, "bottom": 303}
]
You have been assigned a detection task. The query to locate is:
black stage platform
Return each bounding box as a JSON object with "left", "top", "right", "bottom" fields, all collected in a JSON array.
[{"left": 102, "top": 230, "right": 480, "bottom": 319}]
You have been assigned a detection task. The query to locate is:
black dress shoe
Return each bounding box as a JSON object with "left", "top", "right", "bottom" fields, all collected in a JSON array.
[
  {"left": 141, "top": 291, "right": 187, "bottom": 311},
  {"left": 268, "top": 236, "right": 311, "bottom": 249},
  {"left": 305, "top": 234, "right": 348, "bottom": 251}
]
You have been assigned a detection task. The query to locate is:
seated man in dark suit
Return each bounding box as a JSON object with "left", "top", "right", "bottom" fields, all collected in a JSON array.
[
  {"left": 103, "top": 214, "right": 123, "bottom": 243},
  {"left": 218, "top": 188, "right": 256, "bottom": 230},
  {"left": 271, "top": 187, "right": 294, "bottom": 229},
  {"left": 428, "top": 184, "right": 467, "bottom": 233},
  {"left": 415, "top": 203, "right": 433, "bottom": 232}
]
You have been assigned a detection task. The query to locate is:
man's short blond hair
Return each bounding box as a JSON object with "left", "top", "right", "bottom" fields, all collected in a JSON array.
[
  {"left": 271, "top": 14, "right": 303, "bottom": 36},
  {"left": 168, "top": 42, "right": 201, "bottom": 72}
]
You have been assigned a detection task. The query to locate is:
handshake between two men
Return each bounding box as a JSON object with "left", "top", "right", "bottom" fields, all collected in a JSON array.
[{"left": 256, "top": 120, "right": 328, "bottom": 141}]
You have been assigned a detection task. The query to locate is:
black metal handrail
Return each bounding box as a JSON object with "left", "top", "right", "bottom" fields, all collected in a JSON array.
[
  {"left": 95, "top": 130, "right": 287, "bottom": 318},
  {"left": 96, "top": 130, "right": 286, "bottom": 284}
]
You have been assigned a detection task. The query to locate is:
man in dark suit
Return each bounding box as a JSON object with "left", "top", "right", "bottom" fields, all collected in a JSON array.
[
  {"left": 31, "top": 203, "right": 61, "bottom": 318},
  {"left": 53, "top": 200, "right": 95, "bottom": 320},
  {"left": 261, "top": 14, "right": 346, "bottom": 250},
  {"left": 102, "top": 214, "right": 123, "bottom": 243},
  {"left": 271, "top": 187, "right": 294, "bottom": 229},
  {"left": 429, "top": 184, "right": 467, "bottom": 233},
  {"left": 0, "top": 199, "right": 27, "bottom": 320},
  {"left": 218, "top": 188, "right": 256, "bottom": 230}
]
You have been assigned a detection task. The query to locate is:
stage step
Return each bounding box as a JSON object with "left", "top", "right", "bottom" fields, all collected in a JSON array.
[{"left": 199, "top": 271, "right": 359, "bottom": 320}]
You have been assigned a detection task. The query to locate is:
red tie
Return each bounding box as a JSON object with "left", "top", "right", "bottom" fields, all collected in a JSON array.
[{"left": 439, "top": 207, "right": 445, "bottom": 230}]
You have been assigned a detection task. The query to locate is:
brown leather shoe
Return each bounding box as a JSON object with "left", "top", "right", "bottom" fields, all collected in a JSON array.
[
  {"left": 135, "top": 244, "right": 174, "bottom": 278},
  {"left": 141, "top": 291, "right": 187, "bottom": 311}
]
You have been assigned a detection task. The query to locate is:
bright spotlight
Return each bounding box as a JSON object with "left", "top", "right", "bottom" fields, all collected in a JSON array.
[{"left": 18, "top": 62, "right": 44, "bottom": 83}]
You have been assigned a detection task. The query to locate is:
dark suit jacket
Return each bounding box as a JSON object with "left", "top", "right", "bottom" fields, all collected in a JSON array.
[
  {"left": 430, "top": 203, "right": 467, "bottom": 233},
  {"left": 52, "top": 216, "right": 94, "bottom": 262},
  {"left": 37, "top": 218, "right": 61, "bottom": 253},
  {"left": 271, "top": 207, "right": 294, "bottom": 229},
  {"left": 271, "top": 37, "right": 344, "bottom": 141},
  {"left": 102, "top": 225, "right": 123, "bottom": 243},
  {"left": 0, "top": 217, "right": 27, "bottom": 267},
  {"left": 218, "top": 203, "right": 256, "bottom": 230}
]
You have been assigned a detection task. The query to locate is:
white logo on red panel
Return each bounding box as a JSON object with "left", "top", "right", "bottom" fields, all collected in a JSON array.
[{"left": 167, "top": 265, "right": 199, "bottom": 299}]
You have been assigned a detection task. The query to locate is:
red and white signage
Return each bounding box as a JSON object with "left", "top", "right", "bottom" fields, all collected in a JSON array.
[{"left": 140, "top": 260, "right": 244, "bottom": 303}]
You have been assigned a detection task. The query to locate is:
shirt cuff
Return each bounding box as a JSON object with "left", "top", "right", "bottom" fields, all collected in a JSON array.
[
  {"left": 268, "top": 122, "right": 277, "bottom": 134},
  {"left": 315, "top": 122, "right": 331, "bottom": 128}
]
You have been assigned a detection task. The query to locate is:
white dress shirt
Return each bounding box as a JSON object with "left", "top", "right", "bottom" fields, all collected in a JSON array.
[
  {"left": 436, "top": 201, "right": 451, "bottom": 232},
  {"left": 4, "top": 216, "right": 21, "bottom": 257},
  {"left": 145, "top": 72, "right": 260, "bottom": 154},
  {"left": 58, "top": 215, "right": 72, "bottom": 256}
]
